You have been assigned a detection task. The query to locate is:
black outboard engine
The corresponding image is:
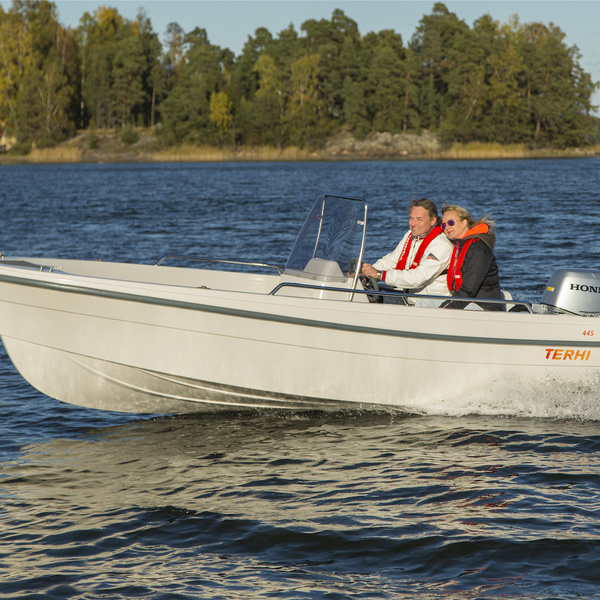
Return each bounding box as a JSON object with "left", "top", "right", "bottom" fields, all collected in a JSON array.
[{"left": 539, "top": 269, "right": 600, "bottom": 316}]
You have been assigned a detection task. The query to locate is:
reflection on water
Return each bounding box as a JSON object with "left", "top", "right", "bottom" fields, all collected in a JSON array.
[
  {"left": 4, "top": 413, "right": 600, "bottom": 585},
  {"left": 3, "top": 406, "right": 600, "bottom": 595},
  {"left": 2, "top": 411, "right": 600, "bottom": 596}
]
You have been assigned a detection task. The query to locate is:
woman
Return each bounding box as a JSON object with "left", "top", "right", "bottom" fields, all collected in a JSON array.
[{"left": 440, "top": 205, "right": 503, "bottom": 311}]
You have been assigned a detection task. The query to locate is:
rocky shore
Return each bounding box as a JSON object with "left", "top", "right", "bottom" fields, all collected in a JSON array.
[
  {"left": 324, "top": 129, "right": 442, "bottom": 157},
  {"left": 1, "top": 128, "right": 598, "bottom": 163}
]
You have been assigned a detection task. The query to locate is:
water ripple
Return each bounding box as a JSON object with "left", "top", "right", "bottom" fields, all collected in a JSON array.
[{"left": 2, "top": 159, "right": 600, "bottom": 598}]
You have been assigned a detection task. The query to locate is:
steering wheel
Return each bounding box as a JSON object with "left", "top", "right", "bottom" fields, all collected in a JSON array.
[{"left": 364, "top": 276, "right": 383, "bottom": 303}]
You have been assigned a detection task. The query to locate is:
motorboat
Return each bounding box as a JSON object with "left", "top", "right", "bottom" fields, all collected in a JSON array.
[{"left": 0, "top": 195, "right": 598, "bottom": 414}]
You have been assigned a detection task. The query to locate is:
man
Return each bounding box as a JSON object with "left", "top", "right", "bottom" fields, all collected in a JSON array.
[{"left": 361, "top": 198, "right": 453, "bottom": 307}]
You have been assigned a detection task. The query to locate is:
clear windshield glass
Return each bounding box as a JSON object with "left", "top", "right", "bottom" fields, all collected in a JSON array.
[{"left": 285, "top": 195, "right": 367, "bottom": 278}]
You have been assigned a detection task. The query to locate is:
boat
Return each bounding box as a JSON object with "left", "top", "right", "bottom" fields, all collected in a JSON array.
[{"left": 0, "top": 194, "right": 598, "bottom": 415}]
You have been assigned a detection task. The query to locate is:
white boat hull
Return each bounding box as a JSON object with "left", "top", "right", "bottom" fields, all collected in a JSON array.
[{"left": 0, "top": 257, "right": 598, "bottom": 414}]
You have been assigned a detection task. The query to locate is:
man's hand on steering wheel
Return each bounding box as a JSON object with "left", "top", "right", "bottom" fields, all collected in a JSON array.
[{"left": 361, "top": 263, "right": 378, "bottom": 279}]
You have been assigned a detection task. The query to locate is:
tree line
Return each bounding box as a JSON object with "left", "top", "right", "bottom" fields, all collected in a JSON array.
[{"left": 0, "top": 0, "right": 598, "bottom": 153}]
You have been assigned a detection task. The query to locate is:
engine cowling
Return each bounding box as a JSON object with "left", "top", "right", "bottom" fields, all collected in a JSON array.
[{"left": 540, "top": 269, "right": 600, "bottom": 316}]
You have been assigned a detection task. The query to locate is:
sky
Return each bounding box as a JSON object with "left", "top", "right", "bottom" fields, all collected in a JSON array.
[{"left": 5, "top": 0, "right": 600, "bottom": 108}]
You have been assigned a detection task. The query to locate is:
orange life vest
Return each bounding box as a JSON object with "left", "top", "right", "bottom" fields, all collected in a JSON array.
[{"left": 446, "top": 224, "right": 489, "bottom": 290}]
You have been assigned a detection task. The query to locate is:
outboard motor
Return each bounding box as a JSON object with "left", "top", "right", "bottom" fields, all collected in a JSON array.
[{"left": 539, "top": 269, "right": 600, "bottom": 316}]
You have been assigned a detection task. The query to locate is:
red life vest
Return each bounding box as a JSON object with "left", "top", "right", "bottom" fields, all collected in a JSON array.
[
  {"left": 396, "top": 226, "right": 443, "bottom": 270},
  {"left": 447, "top": 238, "right": 478, "bottom": 291}
]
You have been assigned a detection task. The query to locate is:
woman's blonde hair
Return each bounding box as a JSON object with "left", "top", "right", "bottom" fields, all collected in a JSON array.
[{"left": 442, "top": 204, "right": 495, "bottom": 230}]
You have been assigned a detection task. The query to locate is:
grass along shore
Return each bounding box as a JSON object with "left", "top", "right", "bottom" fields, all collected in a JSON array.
[{"left": 2, "top": 128, "right": 599, "bottom": 164}]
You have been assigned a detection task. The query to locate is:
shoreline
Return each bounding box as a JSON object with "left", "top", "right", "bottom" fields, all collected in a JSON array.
[{"left": 1, "top": 129, "right": 599, "bottom": 164}]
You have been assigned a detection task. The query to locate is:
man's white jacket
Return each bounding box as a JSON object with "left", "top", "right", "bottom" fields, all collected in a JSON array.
[{"left": 373, "top": 229, "right": 453, "bottom": 297}]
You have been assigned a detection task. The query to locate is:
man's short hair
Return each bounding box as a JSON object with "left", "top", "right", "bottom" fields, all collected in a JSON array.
[{"left": 409, "top": 198, "right": 439, "bottom": 221}]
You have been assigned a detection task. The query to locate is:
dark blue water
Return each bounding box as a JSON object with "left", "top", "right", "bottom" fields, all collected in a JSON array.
[{"left": 1, "top": 159, "right": 600, "bottom": 598}]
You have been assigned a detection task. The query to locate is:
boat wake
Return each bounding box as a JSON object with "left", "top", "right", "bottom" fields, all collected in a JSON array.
[{"left": 398, "top": 371, "right": 600, "bottom": 421}]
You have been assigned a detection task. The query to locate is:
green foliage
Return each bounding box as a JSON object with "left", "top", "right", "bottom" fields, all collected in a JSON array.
[
  {"left": 209, "top": 90, "right": 233, "bottom": 145},
  {"left": 342, "top": 76, "right": 369, "bottom": 139},
  {"left": 7, "top": 139, "right": 32, "bottom": 155},
  {"left": 16, "top": 51, "right": 74, "bottom": 145},
  {"left": 287, "top": 54, "right": 330, "bottom": 149},
  {"left": 156, "top": 76, "right": 210, "bottom": 145},
  {"left": 370, "top": 45, "right": 406, "bottom": 133},
  {"left": 0, "top": 1, "right": 597, "bottom": 152},
  {"left": 112, "top": 36, "right": 147, "bottom": 126},
  {"left": 88, "top": 131, "right": 98, "bottom": 149},
  {"left": 120, "top": 125, "right": 139, "bottom": 145}
]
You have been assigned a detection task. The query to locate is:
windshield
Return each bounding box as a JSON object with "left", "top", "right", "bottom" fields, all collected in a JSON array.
[{"left": 285, "top": 195, "right": 367, "bottom": 279}]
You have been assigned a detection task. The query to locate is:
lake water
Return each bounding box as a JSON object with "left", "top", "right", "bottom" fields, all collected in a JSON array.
[{"left": 1, "top": 158, "right": 600, "bottom": 599}]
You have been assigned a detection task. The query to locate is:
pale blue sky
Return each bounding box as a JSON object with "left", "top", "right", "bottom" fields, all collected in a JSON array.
[{"left": 5, "top": 0, "right": 600, "bottom": 109}]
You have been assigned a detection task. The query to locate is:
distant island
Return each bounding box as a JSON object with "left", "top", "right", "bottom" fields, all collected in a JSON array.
[{"left": 1, "top": 2, "right": 598, "bottom": 160}]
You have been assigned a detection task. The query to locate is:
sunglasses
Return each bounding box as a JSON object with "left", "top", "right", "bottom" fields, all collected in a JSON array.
[{"left": 441, "top": 219, "right": 455, "bottom": 230}]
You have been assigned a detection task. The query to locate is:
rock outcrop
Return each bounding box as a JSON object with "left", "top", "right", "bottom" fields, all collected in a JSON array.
[{"left": 324, "top": 130, "right": 442, "bottom": 157}]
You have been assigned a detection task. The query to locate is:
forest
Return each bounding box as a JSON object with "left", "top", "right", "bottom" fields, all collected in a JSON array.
[{"left": 0, "top": 0, "right": 598, "bottom": 155}]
